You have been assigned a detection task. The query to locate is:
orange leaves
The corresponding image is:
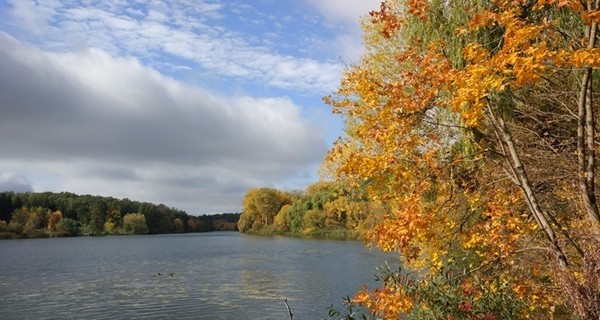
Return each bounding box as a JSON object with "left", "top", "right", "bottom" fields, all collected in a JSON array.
[
  {"left": 370, "top": 1, "right": 402, "bottom": 38},
  {"left": 353, "top": 284, "right": 414, "bottom": 318},
  {"left": 569, "top": 48, "right": 600, "bottom": 67},
  {"left": 370, "top": 197, "right": 423, "bottom": 253},
  {"left": 469, "top": 10, "right": 498, "bottom": 30},
  {"left": 448, "top": 0, "right": 600, "bottom": 127},
  {"left": 463, "top": 43, "right": 489, "bottom": 62},
  {"left": 582, "top": 10, "right": 600, "bottom": 25},
  {"left": 535, "top": 0, "right": 583, "bottom": 11},
  {"left": 406, "top": 0, "right": 429, "bottom": 20},
  {"left": 327, "top": 0, "right": 599, "bottom": 249},
  {"left": 461, "top": 186, "right": 534, "bottom": 263},
  {"left": 325, "top": 0, "right": 600, "bottom": 316},
  {"left": 47, "top": 210, "right": 63, "bottom": 231}
]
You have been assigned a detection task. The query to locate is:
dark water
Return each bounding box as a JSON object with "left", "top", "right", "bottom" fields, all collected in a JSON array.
[{"left": 0, "top": 232, "right": 397, "bottom": 319}]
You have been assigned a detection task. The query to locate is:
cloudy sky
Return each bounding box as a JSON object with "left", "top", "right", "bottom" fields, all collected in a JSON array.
[{"left": 0, "top": 0, "right": 379, "bottom": 214}]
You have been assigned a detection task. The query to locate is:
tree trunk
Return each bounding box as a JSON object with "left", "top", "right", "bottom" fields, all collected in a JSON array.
[
  {"left": 487, "top": 106, "right": 569, "bottom": 267},
  {"left": 577, "top": 0, "right": 600, "bottom": 232}
]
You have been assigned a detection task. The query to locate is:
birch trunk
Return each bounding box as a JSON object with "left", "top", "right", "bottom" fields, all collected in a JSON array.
[
  {"left": 577, "top": 0, "right": 600, "bottom": 232},
  {"left": 487, "top": 106, "right": 569, "bottom": 267}
]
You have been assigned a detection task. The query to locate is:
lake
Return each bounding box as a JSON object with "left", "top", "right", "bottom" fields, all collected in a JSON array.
[{"left": 0, "top": 232, "right": 398, "bottom": 319}]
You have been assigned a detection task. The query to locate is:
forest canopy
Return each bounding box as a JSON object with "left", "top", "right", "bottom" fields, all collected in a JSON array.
[{"left": 0, "top": 191, "right": 239, "bottom": 238}]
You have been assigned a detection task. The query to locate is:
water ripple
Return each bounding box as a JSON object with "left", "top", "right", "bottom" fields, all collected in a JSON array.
[{"left": 0, "top": 233, "right": 398, "bottom": 319}]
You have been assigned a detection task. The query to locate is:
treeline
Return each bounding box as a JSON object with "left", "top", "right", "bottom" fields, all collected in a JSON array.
[
  {"left": 0, "top": 191, "right": 239, "bottom": 239},
  {"left": 237, "top": 182, "right": 387, "bottom": 239}
]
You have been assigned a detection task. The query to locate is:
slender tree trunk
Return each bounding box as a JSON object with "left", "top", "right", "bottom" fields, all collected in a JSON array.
[
  {"left": 487, "top": 106, "right": 569, "bottom": 267},
  {"left": 577, "top": 0, "right": 600, "bottom": 232}
]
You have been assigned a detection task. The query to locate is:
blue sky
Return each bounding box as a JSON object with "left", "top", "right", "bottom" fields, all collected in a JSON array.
[{"left": 0, "top": 0, "right": 380, "bottom": 214}]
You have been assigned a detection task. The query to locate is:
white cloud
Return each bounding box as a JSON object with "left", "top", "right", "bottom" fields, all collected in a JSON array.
[
  {"left": 7, "top": 0, "right": 60, "bottom": 35},
  {"left": 0, "top": 33, "right": 327, "bottom": 213},
  {"left": 305, "top": 0, "right": 379, "bottom": 25},
  {"left": 0, "top": 0, "right": 362, "bottom": 213},
  {"left": 304, "top": 0, "right": 380, "bottom": 61},
  {"left": 0, "top": 174, "right": 33, "bottom": 193},
  {"left": 5, "top": 0, "right": 343, "bottom": 93}
]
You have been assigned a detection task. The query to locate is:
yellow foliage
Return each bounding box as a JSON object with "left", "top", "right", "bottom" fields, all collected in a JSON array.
[
  {"left": 47, "top": 210, "right": 62, "bottom": 231},
  {"left": 324, "top": 0, "right": 600, "bottom": 318}
]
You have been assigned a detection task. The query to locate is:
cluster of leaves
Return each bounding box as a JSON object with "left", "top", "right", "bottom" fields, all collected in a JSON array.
[
  {"left": 324, "top": 0, "right": 600, "bottom": 318},
  {"left": 331, "top": 263, "right": 529, "bottom": 320},
  {"left": 237, "top": 182, "right": 388, "bottom": 239},
  {"left": 0, "top": 191, "right": 239, "bottom": 238}
]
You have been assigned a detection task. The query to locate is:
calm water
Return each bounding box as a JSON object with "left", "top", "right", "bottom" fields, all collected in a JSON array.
[{"left": 0, "top": 232, "right": 398, "bottom": 319}]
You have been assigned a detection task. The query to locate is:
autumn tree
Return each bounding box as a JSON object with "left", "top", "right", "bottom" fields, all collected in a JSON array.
[
  {"left": 8, "top": 207, "right": 50, "bottom": 236},
  {"left": 105, "top": 201, "right": 123, "bottom": 230},
  {"left": 237, "top": 188, "right": 292, "bottom": 232},
  {"left": 237, "top": 182, "right": 386, "bottom": 238},
  {"left": 123, "top": 213, "right": 149, "bottom": 235},
  {"left": 274, "top": 204, "right": 292, "bottom": 231},
  {"left": 47, "top": 210, "right": 62, "bottom": 232},
  {"left": 286, "top": 182, "right": 347, "bottom": 233},
  {"left": 325, "top": 0, "right": 600, "bottom": 318}
]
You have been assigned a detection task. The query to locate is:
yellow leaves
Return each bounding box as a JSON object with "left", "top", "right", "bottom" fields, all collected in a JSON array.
[
  {"left": 449, "top": 3, "right": 593, "bottom": 123},
  {"left": 322, "top": 0, "right": 600, "bottom": 317},
  {"left": 352, "top": 284, "right": 414, "bottom": 318},
  {"left": 463, "top": 43, "right": 489, "bottom": 62},
  {"left": 452, "top": 0, "right": 600, "bottom": 109},
  {"left": 464, "top": 232, "right": 485, "bottom": 250},
  {"left": 570, "top": 48, "right": 600, "bottom": 67}
]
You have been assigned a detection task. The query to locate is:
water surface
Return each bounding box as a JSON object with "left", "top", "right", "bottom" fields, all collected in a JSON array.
[{"left": 0, "top": 232, "right": 398, "bottom": 319}]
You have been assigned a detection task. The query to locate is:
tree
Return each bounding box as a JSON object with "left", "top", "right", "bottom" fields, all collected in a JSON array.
[
  {"left": 0, "top": 192, "right": 17, "bottom": 222},
  {"left": 8, "top": 207, "right": 49, "bottom": 236},
  {"left": 47, "top": 211, "right": 62, "bottom": 232},
  {"left": 123, "top": 213, "right": 149, "bottom": 235},
  {"left": 56, "top": 217, "right": 79, "bottom": 236},
  {"left": 88, "top": 201, "right": 106, "bottom": 235},
  {"left": 285, "top": 182, "right": 345, "bottom": 233},
  {"left": 173, "top": 218, "right": 184, "bottom": 233},
  {"left": 8, "top": 207, "right": 28, "bottom": 235},
  {"left": 103, "top": 221, "right": 117, "bottom": 234},
  {"left": 325, "top": 0, "right": 600, "bottom": 318},
  {"left": 105, "top": 201, "right": 123, "bottom": 228},
  {"left": 0, "top": 191, "right": 233, "bottom": 237},
  {"left": 238, "top": 188, "right": 291, "bottom": 232},
  {"left": 274, "top": 204, "right": 291, "bottom": 231}
]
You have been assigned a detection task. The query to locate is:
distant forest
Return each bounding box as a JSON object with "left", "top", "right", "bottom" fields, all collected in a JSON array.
[{"left": 0, "top": 191, "right": 239, "bottom": 239}]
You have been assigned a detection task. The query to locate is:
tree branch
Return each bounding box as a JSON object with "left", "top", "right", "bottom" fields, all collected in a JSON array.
[
  {"left": 284, "top": 299, "right": 293, "bottom": 320},
  {"left": 486, "top": 103, "right": 569, "bottom": 267}
]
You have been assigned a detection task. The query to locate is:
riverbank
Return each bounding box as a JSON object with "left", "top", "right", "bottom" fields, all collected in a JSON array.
[{"left": 241, "top": 227, "right": 365, "bottom": 241}]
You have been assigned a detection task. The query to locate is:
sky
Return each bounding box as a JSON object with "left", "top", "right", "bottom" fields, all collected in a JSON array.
[{"left": 0, "top": 0, "right": 380, "bottom": 214}]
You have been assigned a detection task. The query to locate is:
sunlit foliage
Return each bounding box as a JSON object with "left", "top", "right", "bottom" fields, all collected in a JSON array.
[
  {"left": 123, "top": 213, "right": 149, "bottom": 235},
  {"left": 325, "top": 0, "right": 600, "bottom": 318},
  {"left": 238, "top": 182, "right": 387, "bottom": 238}
]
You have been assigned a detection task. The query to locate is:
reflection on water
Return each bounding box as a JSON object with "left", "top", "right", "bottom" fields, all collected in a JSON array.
[{"left": 0, "top": 232, "right": 398, "bottom": 319}]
